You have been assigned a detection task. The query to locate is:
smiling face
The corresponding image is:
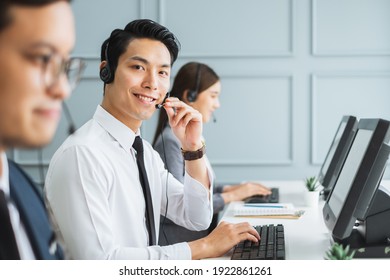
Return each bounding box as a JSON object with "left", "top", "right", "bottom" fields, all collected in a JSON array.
[
  {"left": 101, "top": 38, "right": 171, "bottom": 132},
  {"left": 0, "top": 2, "right": 75, "bottom": 151},
  {"left": 188, "top": 81, "right": 221, "bottom": 123}
]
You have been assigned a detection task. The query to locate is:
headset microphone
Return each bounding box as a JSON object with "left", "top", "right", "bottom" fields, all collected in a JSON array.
[
  {"left": 155, "top": 92, "right": 170, "bottom": 109},
  {"left": 212, "top": 113, "right": 217, "bottom": 123},
  {"left": 62, "top": 102, "right": 76, "bottom": 135}
]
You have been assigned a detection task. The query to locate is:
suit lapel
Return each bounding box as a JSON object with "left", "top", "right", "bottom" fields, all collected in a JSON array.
[
  {"left": 0, "top": 189, "right": 20, "bottom": 259},
  {"left": 8, "top": 160, "right": 62, "bottom": 260}
]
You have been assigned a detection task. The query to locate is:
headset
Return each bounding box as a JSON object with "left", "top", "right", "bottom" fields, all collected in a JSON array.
[
  {"left": 154, "top": 92, "right": 172, "bottom": 244},
  {"left": 62, "top": 102, "right": 76, "bottom": 135},
  {"left": 187, "top": 63, "right": 201, "bottom": 102},
  {"left": 100, "top": 41, "right": 114, "bottom": 84},
  {"left": 187, "top": 63, "right": 217, "bottom": 122},
  {"left": 155, "top": 92, "right": 170, "bottom": 109}
]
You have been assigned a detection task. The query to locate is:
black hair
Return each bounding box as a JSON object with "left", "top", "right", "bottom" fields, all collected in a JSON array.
[
  {"left": 0, "top": 0, "right": 71, "bottom": 31},
  {"left": 152, "top": 62, "right": 220, "bottom": 146},
  {"left": 100, "top": 19, "right": 180, "bottom": 84}
]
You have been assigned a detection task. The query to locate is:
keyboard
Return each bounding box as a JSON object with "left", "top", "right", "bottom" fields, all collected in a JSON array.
[
  {"left": 244, "top": 187, "right": 279, "bottom": 204},
  {"left": 231, "top": 224, "right": 286, "bottom": 260}
]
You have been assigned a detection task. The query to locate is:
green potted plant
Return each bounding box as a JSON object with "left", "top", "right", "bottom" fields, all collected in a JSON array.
[
  {"left": 305, "top": 176, "right": 319, "bottom": 191},
  {"left": 303, "top": 176, "right": 320, "bottom": 207},
  {"left": 325, "top": 242, "right": 355, "bottom": 260}
]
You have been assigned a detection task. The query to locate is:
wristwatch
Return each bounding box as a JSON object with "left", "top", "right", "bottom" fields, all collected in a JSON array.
[{"left": 181, "top": 142, "right": 206, "bottom": 161}]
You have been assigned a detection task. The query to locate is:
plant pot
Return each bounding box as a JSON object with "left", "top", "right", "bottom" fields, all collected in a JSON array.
[{"left": 303, "top": 190, "right": 320, "bottom": 207}]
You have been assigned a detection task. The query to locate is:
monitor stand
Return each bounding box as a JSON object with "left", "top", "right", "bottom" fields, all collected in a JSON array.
[
  {"left": 336, "top": 187, "right": 390, "bottom": 258},
  {"left": 321, "top": 188, "right": 331, "bottom": 201}
]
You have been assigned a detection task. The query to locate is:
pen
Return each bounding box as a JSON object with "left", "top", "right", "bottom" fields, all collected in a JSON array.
[{"left": 244, "top": 204, "right": 285, "bottom": 208}]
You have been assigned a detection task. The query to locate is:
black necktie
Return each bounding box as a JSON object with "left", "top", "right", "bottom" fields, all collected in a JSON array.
[
  {"left": 0, "top": 189, "right": 20, "bottom": 259},
  {"left": 133, "top": 136, "right": 156, "bottom": 245}
]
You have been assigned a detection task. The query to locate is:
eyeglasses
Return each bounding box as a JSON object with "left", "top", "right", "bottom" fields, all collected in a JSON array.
[{"left": 41, "top": 55, "right": 86, "bottom": 91}]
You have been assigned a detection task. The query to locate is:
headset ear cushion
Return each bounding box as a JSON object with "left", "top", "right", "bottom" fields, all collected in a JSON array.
[
  {"left": 100, "top": 66, "right": 112, "bottom": 83},
  {"left": 187, "top": 90, "right": 197, "bottom": 102}
]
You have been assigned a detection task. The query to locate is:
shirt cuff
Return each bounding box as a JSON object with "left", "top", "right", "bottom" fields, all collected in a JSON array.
[
  {"left": 183, "top": 166, "right": 214, "bottom": 199},
  {"left": 148, "top": 242, "right": 192, "bottom": 260}
]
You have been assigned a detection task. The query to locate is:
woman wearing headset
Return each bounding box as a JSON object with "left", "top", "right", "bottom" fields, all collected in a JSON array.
[{"left": 153, "top": 62, "right": 271, "bottom": 245}]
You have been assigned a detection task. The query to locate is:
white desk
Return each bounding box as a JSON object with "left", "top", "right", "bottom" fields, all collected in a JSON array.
[
  {"left": 219, "top": 180, "right": 333, "bottom": 260},
  {"left": 219, "top": 180, "right": 390, "bottom": 260}
]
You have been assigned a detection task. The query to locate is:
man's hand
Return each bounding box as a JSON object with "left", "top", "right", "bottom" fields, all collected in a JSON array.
[
  {"left": 189, "top": 221, "right": 260, "bottom": 259},
  {"left": 163, "top": 97, "right": 203, "bottom": 151},
  {"left": 163, "top": 97, "right": 209, "bottom": 188}
]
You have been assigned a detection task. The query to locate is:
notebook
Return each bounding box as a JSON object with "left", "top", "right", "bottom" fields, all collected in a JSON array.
[{"left": 233, "top": 203, "right": 304, "bottom": 219}]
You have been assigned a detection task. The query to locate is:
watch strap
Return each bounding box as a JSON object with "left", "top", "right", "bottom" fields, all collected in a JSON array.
[{"left": 181, "top": 142, "right": 206, "bottom": 161}]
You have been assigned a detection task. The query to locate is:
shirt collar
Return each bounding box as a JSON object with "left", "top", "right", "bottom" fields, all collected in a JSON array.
[
  {"left": 93, "top": 105, "right": 140, "bottom": 152},
  {"left": 0, "top": 151, "right": 10, "bottom": 195}
]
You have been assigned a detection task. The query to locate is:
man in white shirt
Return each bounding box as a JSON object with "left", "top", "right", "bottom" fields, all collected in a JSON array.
[
  {"left": 45, "top": 19, "right": 260, "bottom": 260},
  {"left": 0, "top": 0, "right": 84, "bottom": 259}
]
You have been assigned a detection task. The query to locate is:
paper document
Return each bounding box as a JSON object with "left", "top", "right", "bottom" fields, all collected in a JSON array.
[{"left": 233, "top": 203, "right": 305, "bottom": 218}]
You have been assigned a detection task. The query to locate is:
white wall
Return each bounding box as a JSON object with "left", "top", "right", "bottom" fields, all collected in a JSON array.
[{"left": 11, "top": 0, "right": 390, "bottom": 185}]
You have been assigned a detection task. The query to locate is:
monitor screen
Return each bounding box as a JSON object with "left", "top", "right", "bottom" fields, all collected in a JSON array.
[
  {"left": 317, "top": 116, "right": 358, "bottom": 195},
  {"left": 323, "top": 118, "right": 390, "bottom": 242}
]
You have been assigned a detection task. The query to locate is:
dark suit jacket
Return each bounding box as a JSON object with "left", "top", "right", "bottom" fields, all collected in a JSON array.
[{"left": 3, "top": 160, "right": 63, "bottom": 259}]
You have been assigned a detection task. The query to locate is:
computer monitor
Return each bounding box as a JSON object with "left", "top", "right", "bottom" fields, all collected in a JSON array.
[
  {"left": 317, "top": 115, "right": 358, "bottom": 198},
  {"left": 323, "top": 118, "right": 390, "bottom": 257}
]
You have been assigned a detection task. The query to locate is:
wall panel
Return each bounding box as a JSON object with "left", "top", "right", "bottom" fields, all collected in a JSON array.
[
  {"left": 312, "top": 0, "right": 390, "bottom": 56},
  {"left": 203, "top": 75, "right": 293, "bottom": 165},
  {"left": 10, "top": 0, "right": 390, "bottom": 184},
  {"left": 311, "top": 73, "right": 390, "bottom": 164},
  {"left": 160, "top": 0, "right": 294, "bottom": 57}
]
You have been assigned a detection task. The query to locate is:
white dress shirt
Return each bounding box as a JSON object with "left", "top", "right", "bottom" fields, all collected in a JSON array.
[
  {"left": 0, "top": 152, "right": 35, "bottom": 259},
  {"left": 45, "top": 105, "right": 214, "bottom": 260}
]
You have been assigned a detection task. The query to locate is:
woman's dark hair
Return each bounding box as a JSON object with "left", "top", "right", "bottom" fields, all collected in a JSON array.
[
  {"left": 100, "top": 19, "right": 180, "bottom": 84},
  {"left": 0, "top": 0, "right": 71, "bottom": 31},
  {"left": 152, "top": 62, "right": 220, "bottom": 146}
]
